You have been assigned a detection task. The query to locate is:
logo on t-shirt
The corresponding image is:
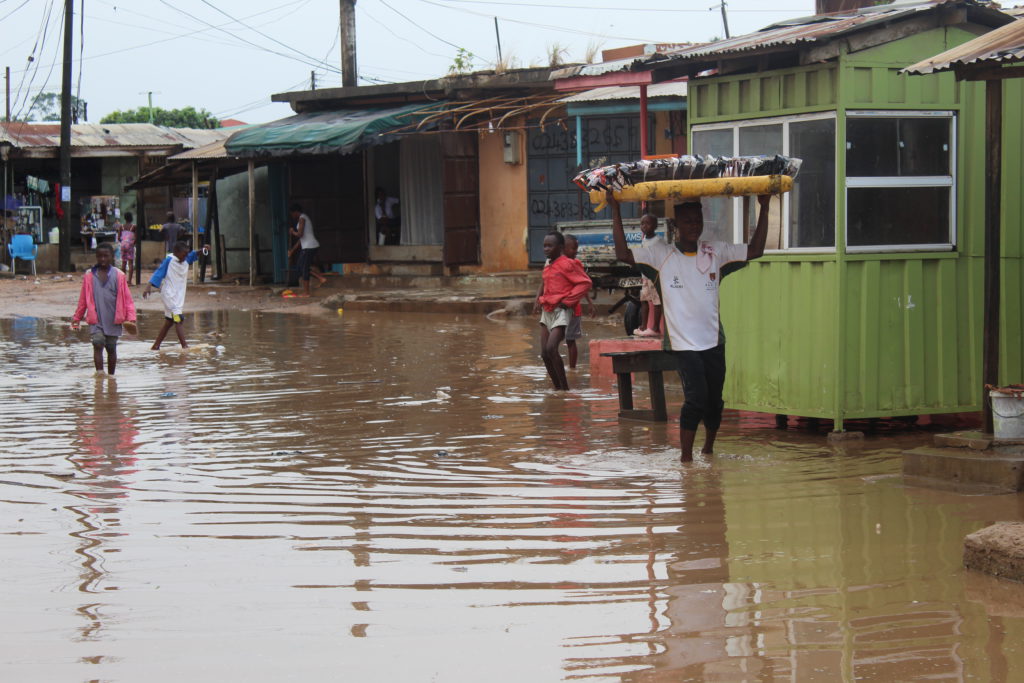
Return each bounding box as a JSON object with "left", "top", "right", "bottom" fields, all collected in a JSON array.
[
  {"left": 705, "top": 271, "right": 717, "bottom": 291},
  {"left": 670, "top": 275, "right": 683, "bottom": 289}
]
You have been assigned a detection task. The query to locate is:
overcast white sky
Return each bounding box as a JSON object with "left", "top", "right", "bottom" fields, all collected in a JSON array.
[{"left": 0, "top": 0, "right": 1013, "bottom": 125}]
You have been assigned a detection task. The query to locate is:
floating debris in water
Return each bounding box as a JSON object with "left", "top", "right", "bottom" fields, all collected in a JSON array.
[
  {"left": 160, "top": 392, "right": 177, "bottom": 398},
  {"left": 436, "top": 450, "right": 450, "bottom": 457}
]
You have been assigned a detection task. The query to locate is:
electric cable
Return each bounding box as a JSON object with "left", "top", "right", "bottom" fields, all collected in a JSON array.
[
  {"left": 75, "top": 0, "right": 84, "bottom": 121},
  {"left": 156, "top": 0, "right": 342, "bottom": 74}
]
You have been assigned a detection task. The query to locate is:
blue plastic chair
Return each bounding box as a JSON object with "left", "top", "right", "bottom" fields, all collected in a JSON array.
[{"left": 9, "top": 233, "right": 37, "bottom": 276}]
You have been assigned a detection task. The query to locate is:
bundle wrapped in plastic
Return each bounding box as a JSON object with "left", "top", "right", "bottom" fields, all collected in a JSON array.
[{"left": 572, "top": 154, "right": 802, "bottom": 192}]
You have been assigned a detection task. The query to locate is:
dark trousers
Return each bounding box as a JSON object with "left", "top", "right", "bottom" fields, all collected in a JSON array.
[{"left": 674, "top": 344, "right": 726, "bottom": 432}]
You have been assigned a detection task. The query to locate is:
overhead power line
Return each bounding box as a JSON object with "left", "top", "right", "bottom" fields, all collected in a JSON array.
[
  {"left": 156, "top": 0, "right": 341, "bottom": 74},
  {"left": 435, "top": 0, "right": 807, "bottom": 10}
]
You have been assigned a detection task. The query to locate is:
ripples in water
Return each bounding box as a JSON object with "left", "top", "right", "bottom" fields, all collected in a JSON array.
[{"left": 2, "top": 310, "right": 1024, "bottom": 682}]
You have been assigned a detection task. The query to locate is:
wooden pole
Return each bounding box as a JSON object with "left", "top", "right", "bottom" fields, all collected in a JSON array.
[
  {"left": 191, "top": 160, "right": 199, "bottom": 283},
  {"left": 58, "top": 0, "right": 73, "bottom": 272},
  {"left": 982, "top": 78, "right": 1002, "bottom": 435},
  {"left": 248, "top": 159, "right": 256, "bottom": 286},
  {"left": 203, "top": 168, "right": 219, "bottom": 282},
  {"left": 340, "top": 0, "right": 357, "bottom": 87}
]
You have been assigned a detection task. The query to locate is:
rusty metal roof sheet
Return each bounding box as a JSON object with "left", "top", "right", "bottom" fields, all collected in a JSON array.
[
  {"left": 0, "top": 122, "right": 232, "bottom": 150},
  {"left": 545, "top": 0, "right": 1007, "bottom": 83},
  {"left": 169, "top": 137, "right": 236, "bottom": 160},
  {"left": 650, "top": 0, "right": 968, "bottom": 64},
  {"left": 557, "top": 82, "right": 688, "bottom": 103},
  {"left": 904, "top": 16, "right": 1024, "bottom": 73}
]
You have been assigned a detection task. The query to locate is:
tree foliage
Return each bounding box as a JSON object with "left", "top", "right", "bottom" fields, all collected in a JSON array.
[
  {"left": 21, "top": 91, "right": 87, "bottom": 122},
  {"left": 100, "top": 106, "right": 220, "bottom": 129}
]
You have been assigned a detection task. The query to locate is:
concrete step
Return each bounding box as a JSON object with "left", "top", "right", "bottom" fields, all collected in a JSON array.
[{"left": 903, "top": 445, "right": 1024, "bottom": 493}]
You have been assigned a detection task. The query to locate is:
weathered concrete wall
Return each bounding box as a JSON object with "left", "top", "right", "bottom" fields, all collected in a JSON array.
[
  {"left": 216, "top": 168, "right": 273, "bottom": 275},
  {"left": 475, "top": 127, "right": 529, "bottom": 273}
]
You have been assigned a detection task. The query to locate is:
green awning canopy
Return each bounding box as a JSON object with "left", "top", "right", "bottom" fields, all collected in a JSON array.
[{"left": 224, "top": 103, "right": 438, "bottom": 158}]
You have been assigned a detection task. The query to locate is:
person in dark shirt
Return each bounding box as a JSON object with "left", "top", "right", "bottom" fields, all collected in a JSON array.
[{"left": 161, "top": 212, "right": 183, "bottom": 254}]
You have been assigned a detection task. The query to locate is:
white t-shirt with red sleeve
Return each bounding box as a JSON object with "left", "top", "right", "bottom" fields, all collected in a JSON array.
[{"left": 630, "top": 239, "right": 747, "bottom": 352}]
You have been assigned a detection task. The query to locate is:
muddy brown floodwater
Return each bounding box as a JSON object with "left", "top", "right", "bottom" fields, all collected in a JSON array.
[{"left": 3, "top": 309, "right": 1024, "bottom": 682}]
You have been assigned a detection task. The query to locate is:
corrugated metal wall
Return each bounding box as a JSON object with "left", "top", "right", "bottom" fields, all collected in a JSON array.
[{"left": 693, "top": 25, "right": 1024, "bottom": 422}]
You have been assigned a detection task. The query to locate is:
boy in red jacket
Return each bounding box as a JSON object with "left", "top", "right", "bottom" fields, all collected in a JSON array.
[
  {"left": 71, "top": 243, "right": 138, "bottom": 375},
  {"left": 534, "top": 231, "right": 592, "bottom": 390}
]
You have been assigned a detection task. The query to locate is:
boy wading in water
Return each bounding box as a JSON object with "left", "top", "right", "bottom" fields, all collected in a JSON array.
[
  {"left": 534, "top": 231, "right": 592, "bottom": 390},
  {"left": 71, "top": 243, "right": 138, "bottom": 375},
  {"left": 561, "top": 234, "right": 596, "bottom": 369},
  {"left": 143, "top": 240, "right": 208, "bottom": 350},
  {"left": 609, "top": 191, "right": 771, "bottom": 461}
]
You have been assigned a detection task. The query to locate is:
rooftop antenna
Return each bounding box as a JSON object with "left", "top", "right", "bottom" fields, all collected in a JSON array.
[{"left": 138, "top": 91, "right": 161, "bottom": 124}]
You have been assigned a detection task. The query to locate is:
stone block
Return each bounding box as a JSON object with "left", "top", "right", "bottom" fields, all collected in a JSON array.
[
  {"left": 902, "top": 446, "right": 1024, "bottom": 493},
  {"left": 964, "top": 522, "right": 1024, "bottom": 583},
  {"left": 934, "top": 431, "right": 994, "bottom": 450}
]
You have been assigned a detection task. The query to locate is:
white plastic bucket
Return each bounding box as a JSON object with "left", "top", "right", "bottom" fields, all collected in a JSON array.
[
  {"left": 990, "top": 390, "right": 1024, "bottom": 440},
  {"left": 48, "top": 227, "right": 59, "bottom": 244}
]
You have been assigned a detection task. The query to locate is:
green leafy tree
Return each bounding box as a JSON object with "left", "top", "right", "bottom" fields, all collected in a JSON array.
[
  {"left": 22, "top": 91, "right": 87, "bottom": 122},
  {"left": 100, "top": 105, "right": 219, "bottom": 129}
]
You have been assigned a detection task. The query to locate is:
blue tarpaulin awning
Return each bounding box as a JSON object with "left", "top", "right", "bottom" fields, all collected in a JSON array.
[{"left": 224, "top": 103, "right": 438, "bottom": 158}]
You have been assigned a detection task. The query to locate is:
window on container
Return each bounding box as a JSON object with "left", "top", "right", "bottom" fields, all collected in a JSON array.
[
  {"left": 789, "top": 117, "right": 835, "bottom": 248},
  {"left": 739, "top": 124, "right": 784, "bottom": 248},
  {"left": 691, "top": 127, "right": 734, "bottom": 243},
  {"left": 845, "top": 113, "right": 954, "bottom": 250}
]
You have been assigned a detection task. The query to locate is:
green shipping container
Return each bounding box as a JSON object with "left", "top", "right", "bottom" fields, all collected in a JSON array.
[{"left": 671, "top": 7, "right": 1024, "bottom": 428}]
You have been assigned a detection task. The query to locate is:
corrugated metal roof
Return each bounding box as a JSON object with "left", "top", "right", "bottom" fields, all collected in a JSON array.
[
  {"left": 0, "top": 122, "right": 232, "bottom": 150},
  {"left": 903, "top": 16, "right": 1024, "bottom": 73},
  {"left": 169, "top": 138, "right": 235, "bottom": 160},
  {"left": 650, "top": 0, "right": 964, "bottom": 64},
  {"left": 557, "top": 82, "right": 687, "bottom": 103}
]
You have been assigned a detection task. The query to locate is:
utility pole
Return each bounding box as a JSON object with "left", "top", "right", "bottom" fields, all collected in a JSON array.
[
  {"left": 711, "top": 1, "right": 731, "bottom": 39},
  {"left": 59, "top": 0, "right": 73, "bottom": 272},
  {"left": 494, "top": 17, "right": 503, "bottom": 66},
  {"left": 138, "top": 91, "right": 159, "bottom": 124},
  {"left": 311, "top": 70, "right": 317, "bottom": 90},
  {"left": 5, "top": 67, "right": 10, "bottom": 122},
  {"left": 340, "top": 0, "right": 357, "bottom": 87}
]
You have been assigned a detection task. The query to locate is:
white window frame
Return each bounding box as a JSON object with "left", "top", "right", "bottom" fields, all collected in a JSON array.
[
  {"left": 691, "top": 111, "right": 838, "bottom": 253},
  {"left": 845, "top": 110, "right": 956, "bottom": 253}
]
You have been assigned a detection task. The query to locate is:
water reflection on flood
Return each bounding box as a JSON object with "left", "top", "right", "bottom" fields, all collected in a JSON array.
[{"left": 2, "top": 310, "right": 1024, "bottom": 682}]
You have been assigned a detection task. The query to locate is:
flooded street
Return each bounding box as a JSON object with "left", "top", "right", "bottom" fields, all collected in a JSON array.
[{"left": 3, "top": 309, "right": 1024, "bottom": 682}]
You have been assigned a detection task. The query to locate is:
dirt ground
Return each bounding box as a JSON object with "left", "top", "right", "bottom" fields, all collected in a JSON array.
[{"left": 0, "top": 272, "right": 329, "bottom": 321}]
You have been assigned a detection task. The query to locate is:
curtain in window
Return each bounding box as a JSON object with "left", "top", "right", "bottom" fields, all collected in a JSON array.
[{"left": 399, "top": 135, "right": 444, "bottom": 245}]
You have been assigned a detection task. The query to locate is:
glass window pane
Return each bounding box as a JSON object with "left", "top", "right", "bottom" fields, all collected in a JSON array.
[
  {"left": 847, "top": 186, "right": 950, "bottom": 247},
  {"left": 789, "top": 118, "right": 835, "bottom": 248},
  {"left": 847, "top": 117, "right": 950, "bottom": 176},
  {"left": 898, "top": 118, "right": 950, "bottom": 176},
  {"left": 692, "top": 128, "right": 735, "bottom": 242},
  {"left": 738, "top": 124, "right": 783, "bottom": 156}
]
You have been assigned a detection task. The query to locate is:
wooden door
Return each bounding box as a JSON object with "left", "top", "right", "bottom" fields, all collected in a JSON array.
[{"left": 441, "top": 132, "right": 480, "bottom": 266}]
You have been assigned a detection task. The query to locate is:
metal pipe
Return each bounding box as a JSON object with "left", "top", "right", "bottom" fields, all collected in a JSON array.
[
  {"left": 639, "top": 84, "right": 649, "bottom": 158},
  {"left": 248, "top": 160, "right": 256, "bottom": 286},
  {"left": 983, "top": 78, "right": 1002, "bottom": 435}
]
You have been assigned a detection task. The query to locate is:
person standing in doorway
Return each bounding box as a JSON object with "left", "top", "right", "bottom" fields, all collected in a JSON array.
[
  {"left": 161, "top": 212, "right": 183, "bottom": 254},
  {"left": 609, "top": 191, "right": 771, "bottom": 462},
  {"left": 374, "top": 187, "right": 400, "bottom": 246},
  {"left": 288, "top": 203, "right": 327, "bottom": 297}
]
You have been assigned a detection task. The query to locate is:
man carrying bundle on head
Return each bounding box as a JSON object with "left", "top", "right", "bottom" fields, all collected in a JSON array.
[{"left": 608, "top": 190, "right": 772, "bottom": 462}]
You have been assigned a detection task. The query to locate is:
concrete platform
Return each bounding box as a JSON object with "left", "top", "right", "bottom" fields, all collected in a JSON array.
[
  {"left": 964, "top": 522, "right": 1024, "bottom": 584},
  {"left": 902, "top": 443, "right": 1024, "bottom": 493}
]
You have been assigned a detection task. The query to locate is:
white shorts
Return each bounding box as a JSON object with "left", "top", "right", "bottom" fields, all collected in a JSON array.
[{"left": 540, "top": 308, "right": 571, "bottom": 329}]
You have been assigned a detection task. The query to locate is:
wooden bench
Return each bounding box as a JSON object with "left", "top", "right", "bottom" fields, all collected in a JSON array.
[{"left": 600, "top": 350, "right": 678, "bottom": 422}]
